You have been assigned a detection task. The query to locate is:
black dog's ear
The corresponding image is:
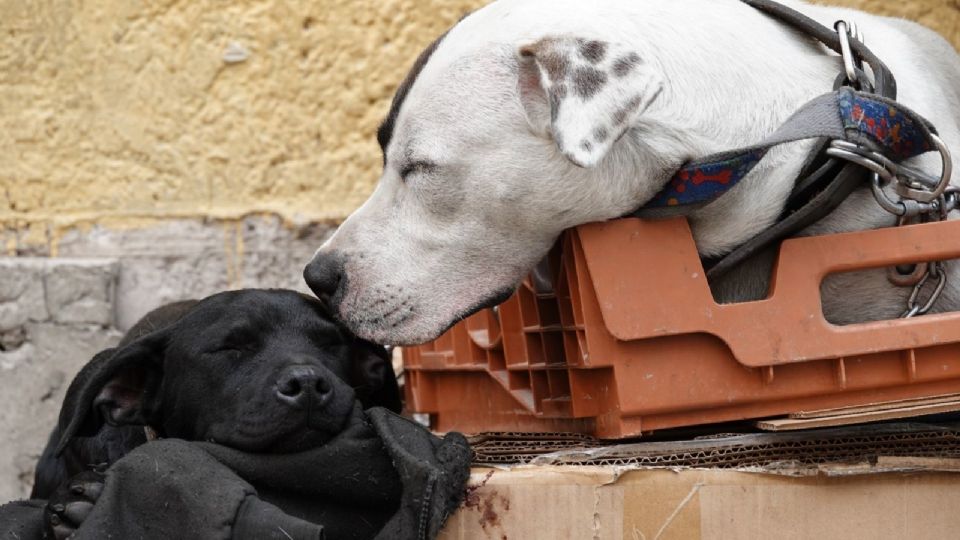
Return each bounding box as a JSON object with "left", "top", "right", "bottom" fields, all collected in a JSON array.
[
  {"left": 55, "top": 329, "right": 170, "bottom": 455},
  {"left": 350, "top": 339, "right": 402, "bottom": 413}
]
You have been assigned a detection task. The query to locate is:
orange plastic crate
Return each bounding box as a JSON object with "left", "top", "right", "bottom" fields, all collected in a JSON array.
[{"left": 403, "top": 217, "right": 960, "bottom": 438}]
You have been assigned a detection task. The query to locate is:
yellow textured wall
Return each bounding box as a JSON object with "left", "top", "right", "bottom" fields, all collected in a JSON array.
[
  {"left": 2, "top": 0, "right": 958, "bottom": 242},
  {"left": 1, "top": 0, "right": 483, "bottom": 240}
]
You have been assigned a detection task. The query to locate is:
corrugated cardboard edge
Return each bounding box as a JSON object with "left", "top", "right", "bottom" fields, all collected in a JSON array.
[{"left": 757, "top": 400, "right": 960, "bottom": 430}]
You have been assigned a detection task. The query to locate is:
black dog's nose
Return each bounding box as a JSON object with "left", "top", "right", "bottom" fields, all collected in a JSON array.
[
  {"left": 303, "top": 252, "right": 345, "bottom": 301},
  {"left": 275, "top": 366, "right": 333, "bottom": 409}
]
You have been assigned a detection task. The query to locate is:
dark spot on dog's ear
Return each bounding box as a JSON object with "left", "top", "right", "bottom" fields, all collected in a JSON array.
[
  {"left": 612, "top": 53, "right": 641, "bottom": 78},
  {"left": 540, "top": 52, "right": 570, "bottom": 82},
  {"left": 578, "top": 40, "right": 607, "bottom": 63},
  {"left": 580, "top": 139, "right": 593, "bottom": 152},
  {"left": 613, "top": 94, "right": 644, "bottom": 125},
  {"left": 593, "top": 126, "right": 609, "bottom": 142},
  {"left": 573, "top": 67, "right": 606, "bottom": 99}
]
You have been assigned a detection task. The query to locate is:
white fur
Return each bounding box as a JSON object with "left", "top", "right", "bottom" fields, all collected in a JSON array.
[{"left": 313, "top": 0, "right": 960, "bottom": 345}]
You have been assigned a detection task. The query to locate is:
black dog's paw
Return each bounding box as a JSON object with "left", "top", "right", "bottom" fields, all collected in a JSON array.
[{"left": 44, "top": 470, "right": 105, "bottom": 540}]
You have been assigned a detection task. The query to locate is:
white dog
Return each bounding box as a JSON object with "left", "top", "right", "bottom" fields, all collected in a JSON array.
[{"left": 305, "top": 0, "right": 960, "bottom": 345}]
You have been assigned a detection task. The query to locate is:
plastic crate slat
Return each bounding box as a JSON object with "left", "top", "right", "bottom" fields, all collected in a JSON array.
[{"left": 403, "top": 218, "right": 960, "bottom": 438}]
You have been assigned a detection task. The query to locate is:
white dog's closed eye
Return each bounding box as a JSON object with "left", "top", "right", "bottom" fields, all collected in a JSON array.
[{"left": 518, "top": 36, "right": 664, "bottom": 168}]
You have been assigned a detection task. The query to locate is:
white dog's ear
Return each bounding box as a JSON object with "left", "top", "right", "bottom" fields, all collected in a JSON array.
[{"left": 518, "top": 37, "right": 661, "bottom": 168}]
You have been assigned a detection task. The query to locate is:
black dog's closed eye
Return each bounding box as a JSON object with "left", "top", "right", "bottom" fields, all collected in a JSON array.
[{"left": 399, "top": 160, "right": 438, "bottom": 181}]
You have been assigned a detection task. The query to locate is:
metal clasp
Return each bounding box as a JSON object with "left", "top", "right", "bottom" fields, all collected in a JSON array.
[
  {"left": 894, "top": 133, "right": 954, "bottom": 203},
  {"left": 825, "top": 135, "right": 953, "bottom": 213},
  {"left": 825, "top": 135, "right": 954, "bottom": 319},
  {"left": 835, "top": 20, "right": 865, "bottom": 89},
  {"left": 902, "top": 261, "right": 947, "bottom": 318}
]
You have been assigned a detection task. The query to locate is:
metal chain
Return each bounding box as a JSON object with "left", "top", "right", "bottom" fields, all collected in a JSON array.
[
  {"left": 902, "top": 261, "right": 947, "bottom": 317},
  {"left": 827, "top": 20, "right": 955, "bottom": 318}
]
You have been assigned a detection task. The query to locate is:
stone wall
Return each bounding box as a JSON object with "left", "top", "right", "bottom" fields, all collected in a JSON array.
[
  {"left": 1, "top": 0, "right": 958, "bottom": 500},
  {"left": 0, "top": 258, "right": 121, "bottom": 502}
]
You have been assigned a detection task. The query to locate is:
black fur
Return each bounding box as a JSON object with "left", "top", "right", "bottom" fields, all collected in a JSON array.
[
  {"left": 376, "top": 31, "right": 448, "bottom": 163},
  {"left": 31, "top": 289, "right": 401, "bottom": 500},
  {"left": 31, "top": 301, "right": 197, "bottom": 500}
]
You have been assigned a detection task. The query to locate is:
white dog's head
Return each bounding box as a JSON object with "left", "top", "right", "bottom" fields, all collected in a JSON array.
[{"left": 305, "top": 1, "right": 694, "bottom": 345}]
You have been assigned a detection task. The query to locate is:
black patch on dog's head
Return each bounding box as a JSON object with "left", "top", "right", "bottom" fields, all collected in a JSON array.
[{"left": 376, "top": 27, "right": 456, "bottom": 163}]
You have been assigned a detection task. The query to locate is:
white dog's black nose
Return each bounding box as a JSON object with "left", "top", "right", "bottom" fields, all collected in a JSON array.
[
  {"left": 303, "top": 253, "right": 344, "bottom": 302},
  {"left": 275, "top": 366, "right": 333, "bottom": 409}
]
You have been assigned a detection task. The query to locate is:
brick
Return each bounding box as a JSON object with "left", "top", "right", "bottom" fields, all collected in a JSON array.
[{"left": 44, "top": 259, "right": 119, "bottom": 326}]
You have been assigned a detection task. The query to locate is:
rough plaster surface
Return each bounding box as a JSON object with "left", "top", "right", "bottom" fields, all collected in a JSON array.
[{"left": 0, "top": 0, "right": 483, "bottom": 242}]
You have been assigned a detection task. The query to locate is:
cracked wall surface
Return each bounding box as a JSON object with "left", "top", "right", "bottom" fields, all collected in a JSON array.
[{"left": 0, "top": 0, "right": 958, "bottom": 501}]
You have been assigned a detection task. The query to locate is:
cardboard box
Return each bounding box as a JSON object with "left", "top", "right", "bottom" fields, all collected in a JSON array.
[{"left": 440, "top": 462, "right": 960, "bottom": 540}]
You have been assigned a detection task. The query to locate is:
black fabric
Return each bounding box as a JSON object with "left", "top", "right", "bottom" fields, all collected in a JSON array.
[
  {"left": 0, "top": 500, "right": 46, "bottom": 539},
  {"left": 0, "top": 406, "right": 470, "bottom": 540}
]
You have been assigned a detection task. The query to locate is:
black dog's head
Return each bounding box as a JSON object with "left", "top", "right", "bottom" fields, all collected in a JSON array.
[{"left": 55, "top": 289, "right": 401, "bottom": 455}]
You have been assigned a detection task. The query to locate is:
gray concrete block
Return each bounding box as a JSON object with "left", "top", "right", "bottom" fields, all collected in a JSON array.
[
  {"left": 114, "top": 252, "right": 231, "bottom": 330},
  {"left": 0, "top": 322, "right": 122, "bottom": 502},
  {"left": 0, "top": 258, "right": 48, "bottom": 331},
  {"left": 56, "top": 219, "right": 228, "bottom": 258},
  {"left": 44, "top": 259, "right": 119, "bottom": 326},
  {"left": 55, "top": 216, "right": 333, "bottom": 329}
]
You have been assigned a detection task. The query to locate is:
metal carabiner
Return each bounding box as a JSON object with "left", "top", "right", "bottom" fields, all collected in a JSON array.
[
  {"left": 902, "top": 261, "right": 948, "bottom": 318},
  {"left": 893, "top": 133, "right": 953, "bottom": 203},
  {"left": 835, "top": 20, "right": 864, "bottom": 88},
  {"left": 827, "top": 136, "right": 953, "bottom": 208},
  {"left": 869, "top": 172, "right": 906, "bottom": 216},
  {"left": 825, "top": 140, "right": 897, "bottom": 179}
]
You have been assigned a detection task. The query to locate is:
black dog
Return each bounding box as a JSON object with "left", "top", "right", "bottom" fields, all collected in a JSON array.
[
  {"left": 32, "top": 289, "right": 401, "bottom": 537},
  {"left": 32, "top": 299, "right": 199, "bottom": 500}
]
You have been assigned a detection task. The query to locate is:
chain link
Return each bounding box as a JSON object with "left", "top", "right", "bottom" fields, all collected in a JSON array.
[
  {"left": 902, "top": 261, "right": 948, "bottom": 317},
  {"left": 827, "top": 19, "right": 955, "bottom": 318}
]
